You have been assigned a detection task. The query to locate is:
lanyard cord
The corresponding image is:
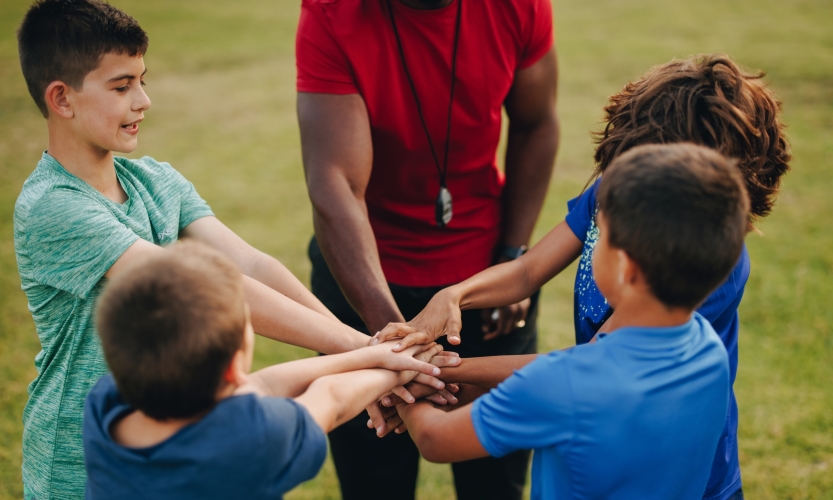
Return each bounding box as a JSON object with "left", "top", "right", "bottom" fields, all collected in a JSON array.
[{"left": 387, "top": 0, "right": 463, "bottom": 189}]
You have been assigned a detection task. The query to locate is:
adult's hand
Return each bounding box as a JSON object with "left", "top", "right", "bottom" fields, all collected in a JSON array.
[{"left": 481, "top": 297, "right": 531, "bottom": 341}]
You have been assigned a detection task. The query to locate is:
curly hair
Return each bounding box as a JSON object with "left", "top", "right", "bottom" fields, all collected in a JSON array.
[{"left": 592, "top": 54, "right": 790, "bottom": 223}]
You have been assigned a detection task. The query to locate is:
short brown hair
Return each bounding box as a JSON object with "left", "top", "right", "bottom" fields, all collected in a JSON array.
[
  {"left": 17, "top": 0, "right": 148, "bottom": 117},
  {"left": 593, "top": 54, "right": 790, "bottom": 224},
  {"left": 96, "top": 241, "right": 246, "bottom": 420},
  {"left": 597, "top": 143, "right": 749, "bottom": 309}
]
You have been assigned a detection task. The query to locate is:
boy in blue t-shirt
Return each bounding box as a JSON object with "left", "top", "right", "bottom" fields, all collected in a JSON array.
[
  {"left": 376, "top": 54, "right": 791, "bottom": 500},
  {"left": 14, "top": 2, "right": 447, "bottom": 498},
  {"left": 395, "top": 144, "right": 748, "bottom": 499},
  {"left": 83, "top": 241, "right": 454, "bottom": 499}
]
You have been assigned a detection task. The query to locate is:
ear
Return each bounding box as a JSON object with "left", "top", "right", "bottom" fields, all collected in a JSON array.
[
  {"left": 616, "top": 249, "right": 640, "bottom": 286},
  {"left": 44, "top": 81, "right": 74, "bottom": 119},
  {"left": 222, "top": 349, "right": 249, "bottom": 389}
]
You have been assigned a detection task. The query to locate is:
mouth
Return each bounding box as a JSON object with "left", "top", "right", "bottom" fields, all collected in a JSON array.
[{"left": 120, "top": 118, "right": 142, "bottom": 133}]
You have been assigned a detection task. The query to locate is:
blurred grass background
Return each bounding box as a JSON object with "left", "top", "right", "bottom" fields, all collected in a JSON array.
[{"left": 1, "top": 0, "right": 831, "bottom": 498}]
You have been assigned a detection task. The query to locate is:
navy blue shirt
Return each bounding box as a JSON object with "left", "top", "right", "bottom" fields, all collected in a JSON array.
[
  {"left": 472, "top": 314, "right": 730, "bottom": 500},
  {"left": 83, "top": 375, "right": 327, "bottom": 500},
  {"left": 565, "top": 179, "right": 748, "bottom": 500}
]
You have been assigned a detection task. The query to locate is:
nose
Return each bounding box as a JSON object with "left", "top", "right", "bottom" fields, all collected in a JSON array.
[{"left": 134, "top": 85, "right": 151, "bottom": 112}]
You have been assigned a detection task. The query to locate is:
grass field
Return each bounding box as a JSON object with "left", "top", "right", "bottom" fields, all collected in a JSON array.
[{"left": 1, "top": 0, "right": 831, "bottom": 498}]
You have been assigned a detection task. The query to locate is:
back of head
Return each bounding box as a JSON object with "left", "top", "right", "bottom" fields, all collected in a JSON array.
[
  {"left": 96, "top": 241, "right": 245, "bottom": 420},
  {"left": 597, "top": 143, "right": 749, "bottom": 309},
  {"left": 17, "top": 0, "right": 148, "bottom": 117},
  {"left": 593, "top": 54, "right": 790, "bottom": 224}
]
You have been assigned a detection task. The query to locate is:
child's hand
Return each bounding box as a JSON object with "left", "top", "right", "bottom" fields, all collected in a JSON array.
[
  {"left": 370, "top": 288, "right": 464, "bottom": 351},
  {"left": 370, "top": 340, "right": 451, "bottom": 379}
]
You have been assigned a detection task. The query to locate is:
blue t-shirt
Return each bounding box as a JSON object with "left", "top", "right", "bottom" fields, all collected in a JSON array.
[
  {"left": 83, "top": 375, "right": 327, "bottom": 500},
  {"left": 471, "top": 314, "right": 730, "bottom": 500},
  {"left": 564, "top": 179, "right": 747, "bottom": 500}
]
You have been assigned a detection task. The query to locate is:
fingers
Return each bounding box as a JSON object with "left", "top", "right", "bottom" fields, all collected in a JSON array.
[
  {"left": 430, "top": 355, "right": 462, "bottom": 368},
  {"left": 437, "top": 388, "right": 458, "bottom": 405},
  {"left": 365, "top": 402, "right": 387, "bottom": 436},
  {"left": 496, "top": 305, "right": 515, "bottom": 336},
  {"left": 390, "top": 385, "right": 416, "bottom": 404},
  {"left": 372, "top": 323, "right": 416, "bottom": 345},
  {"left": 380, "top": 393, "right": 404, "bottom": 407},
  {"left": 412, "top": 373, "right": 445, "bottom": 390},
  {"left": 391, "top": 332, "right": 433, "bottom": 352},
  {"left": 394, "top": 421, "right": 408, "bottom": 434},
  {"left": 425, "top": 392, "right": 448, "bottom": 405}
]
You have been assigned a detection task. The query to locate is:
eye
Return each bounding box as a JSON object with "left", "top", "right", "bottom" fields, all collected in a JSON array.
[
  {"left": 140, "top": 80, "right": 146, "bottom": 87},
  {"left": 115, "top": 85, "right": 129, "bottom": 93}
]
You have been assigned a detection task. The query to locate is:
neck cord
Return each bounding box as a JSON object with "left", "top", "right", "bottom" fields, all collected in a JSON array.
[{"left": 387, "top": 0, "right": 462, "bottom": 191}]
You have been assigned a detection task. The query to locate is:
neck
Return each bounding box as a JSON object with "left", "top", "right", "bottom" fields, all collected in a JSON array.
[
  {"left": 111, "top": 409, "right": 204, "bottom": 448},
  {"left": 47, "top": 122, "right": 125, "bottom": 203},
  {"left": 396, "top": 0, "right": 454, "bottom": 10},
  {"left": 606, "top": 293, "right": 692, "bottom": 333}
]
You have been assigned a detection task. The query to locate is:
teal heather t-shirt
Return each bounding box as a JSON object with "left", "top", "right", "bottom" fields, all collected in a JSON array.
[{"left": 14, "top": 152, "right": 214, "bottom": 500}]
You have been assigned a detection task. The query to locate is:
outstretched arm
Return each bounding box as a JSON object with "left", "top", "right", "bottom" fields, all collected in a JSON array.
[
  {"left": 374, "top": 221, "right": 582, "bottom": 350},
  {"left": 293, "top": 345, "right": 444, "bottom": 433},
  {"left": 397, "top": 402, "right": 488, "bottom": 463},
  {"left": 436, "top": 355, "right": 538, "bottom": 389},
  {"left": 106, "top": 233, "right": 370, "bottom": 354}
]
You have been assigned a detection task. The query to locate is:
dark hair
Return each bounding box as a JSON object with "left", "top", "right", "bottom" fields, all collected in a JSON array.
[
  {"left": 96, "top": 241, "right": 246, "bottom": 420},
  {"left": 597, "top": 143, "right": 749, "bottom": 309},
  {"left": 593, "top": 54, "right": 790, "bottom": 225},
  {"left": 17, "top": 0, "right": 148, "bottom": 117}
]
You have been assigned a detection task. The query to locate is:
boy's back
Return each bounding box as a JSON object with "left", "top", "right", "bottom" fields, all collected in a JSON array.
[
  {"left": 472, "top": 313, "right": 730, "bottom": 500},
  {"left": 83, "top": 375, "right": 326, "bottom": 499}
]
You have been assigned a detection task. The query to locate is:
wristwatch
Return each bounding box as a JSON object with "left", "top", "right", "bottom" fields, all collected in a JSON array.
[{"left": 499, "top": 244, "right": 527, "bottom": 261}]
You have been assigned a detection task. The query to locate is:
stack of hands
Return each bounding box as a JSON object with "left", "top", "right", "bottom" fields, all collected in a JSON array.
[{"left": 364, "top": 312, "right": 471, "bottom": 438}]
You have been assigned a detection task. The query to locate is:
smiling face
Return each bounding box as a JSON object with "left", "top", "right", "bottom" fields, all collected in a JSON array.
[{"left": 65, "top": 52, "right": 151, "bottom": 154}]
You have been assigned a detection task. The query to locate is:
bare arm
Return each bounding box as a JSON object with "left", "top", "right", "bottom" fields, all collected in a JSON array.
[
  {"left": 437, "top": 355, "right": 538, "bottom": 389},
  {"left": 106, "top": 237, "right": 369, "bottom": 354},
  {"left": 244, "top": 343, "right": 444, "bottom": 399},
  {"left": 182, "top": 216, "right": 337, "bottom": 321},
  {"left": 376, "top": 221, "right": 582, "bottom": 349},
  {"left": 298, "top": 93, "right": 403, "bottom": 334},
  {"left": 294, "top": 344, "right": 444, "bottom": 433},
  {"left": 397, "top": 402, "right": 488, "bottom": 463}
]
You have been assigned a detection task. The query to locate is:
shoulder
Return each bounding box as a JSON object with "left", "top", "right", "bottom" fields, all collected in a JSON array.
[
  {"left": 115, "top": 156, "right": 181, "bottom": 182},
  {"left": 84, "top": 375, "right": 127, "bottom": 438},
  {"left": 692, "top": 313, "right": 730, "bottom": 365}
]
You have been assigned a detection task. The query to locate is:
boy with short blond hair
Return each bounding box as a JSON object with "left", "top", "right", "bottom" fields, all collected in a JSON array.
[
  {"left": 84, "top": 241, "right": 450, "bottom": 499},
  {"left": 15, "top": 1, "right": 446, "bottom": 498}
]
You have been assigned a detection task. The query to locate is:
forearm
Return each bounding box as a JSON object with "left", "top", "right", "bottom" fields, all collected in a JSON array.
[
  {"left": 249, "top": 347, "right": 382, "bottom": 398},
  {"left": 399, "top": 402, "right": 488, "bottom": 463},
  {"left": 244, "top": 250, "right": 338, "bottom": 321},
  {"left": 312, "top": 198, "right": 404, "bottom": 333},
  {"left": 437, "top": 355, "right": 537, "bottom": 388},
  {"left": 244, "top": 276, "right": 368, "bottom": 354},
  {"left": 297, "top": 369, "right": 401, "bottom": 433},
  {"left": 501, "top": 113, "right": 559, "bottom": 248}
]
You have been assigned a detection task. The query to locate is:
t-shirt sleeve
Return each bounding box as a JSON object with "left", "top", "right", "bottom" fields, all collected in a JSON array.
[
  {"left": 564, "top": 178, "right": 600, "bottom": 242},
  {"left": 296, "top": 0, "right": 358, "bottom": 94},
  {"left": 471, "top": 351, "right": 574, "bottom": 457},
  {"left": 260, "top": 397, "right": 328, "bottom": 493},
  {"left": 25, "top": 189, "right": 139, "bottom": 297},
  {"left": 518, "top": 0, "right": 554, "bottom": 69},
  {"left": 135, "top": 157, "right": 214, "bottom": 231}
]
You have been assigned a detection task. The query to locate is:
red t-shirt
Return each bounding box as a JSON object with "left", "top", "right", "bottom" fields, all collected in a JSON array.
[{"left": 297, "top": 0, "right": 553, "bottom": 287}]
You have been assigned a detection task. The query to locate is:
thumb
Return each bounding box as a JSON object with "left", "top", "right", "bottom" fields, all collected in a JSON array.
[{"left": 446, "top": 318, "right": 463, "bottom": 345}]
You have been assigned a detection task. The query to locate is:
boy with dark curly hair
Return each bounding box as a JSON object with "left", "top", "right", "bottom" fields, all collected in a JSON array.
[{"left": 377, "top": 54, "right": 791, "bottom": 500}]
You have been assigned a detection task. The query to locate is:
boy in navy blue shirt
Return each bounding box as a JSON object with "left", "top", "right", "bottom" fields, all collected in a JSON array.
[
  {"left": 82, "top": 241, "right": 455, "bottom": 499},
  {"left": 395, "top": 144, "right": 748, "bottom": 499}
]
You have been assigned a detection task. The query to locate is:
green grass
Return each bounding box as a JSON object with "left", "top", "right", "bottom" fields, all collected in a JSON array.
[{"left": 1, "top": 0, "right": 831, "bottom": 498}]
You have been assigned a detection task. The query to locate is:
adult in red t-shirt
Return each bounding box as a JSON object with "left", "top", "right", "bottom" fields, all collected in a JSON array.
[{"left": 296, "top": 0, "right": 558, "bottom": 498}]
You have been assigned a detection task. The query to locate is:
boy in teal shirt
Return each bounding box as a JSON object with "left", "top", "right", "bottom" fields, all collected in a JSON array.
[{"left": 14, "top": 1, "right": 449, "bottom": 498}]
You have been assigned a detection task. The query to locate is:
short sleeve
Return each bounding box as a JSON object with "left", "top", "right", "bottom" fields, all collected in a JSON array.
[
  {"left": 564, "top": 178, "right": 600, "bottom": 242},
  {"left": 25, "top": 190, "right": 139, "bottom": 297},
  {"left": 260, "top": 397, "right": 328, "bottom": 493},
  {"left": 296, "top": 0, "right": 358, "bottom": 94},
  {"left": 471, "top": 351, "right": 574, "bottom": 457},
  {"left": 518, "top": 0, "right": 554, "bottom": 69}
]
